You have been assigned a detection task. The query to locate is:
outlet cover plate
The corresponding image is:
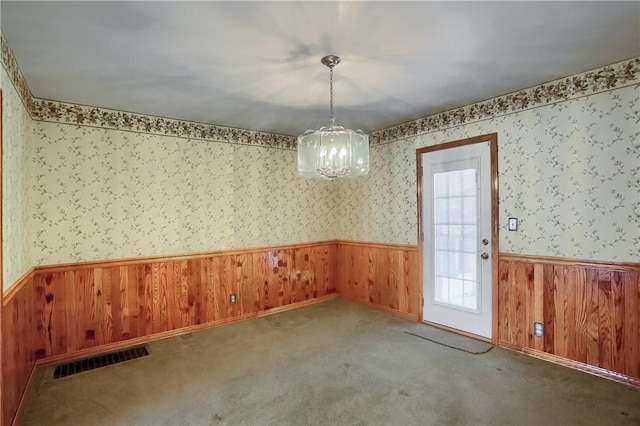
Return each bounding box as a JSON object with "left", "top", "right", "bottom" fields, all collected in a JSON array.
[
  {"left": 534, "top": 322, "right": 544, "bottom": 337},
  {"left": 508, "top": 218, "right": 518, "bottom": 231}
]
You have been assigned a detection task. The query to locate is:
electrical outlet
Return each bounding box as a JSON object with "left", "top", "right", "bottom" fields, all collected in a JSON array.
[
  {"left": 229, "top": 293, "right": 237, "bottom": 304},
  {"left": 508, "top": 218, "right": 518, "bottom": 231},
  {"left": 533, "top": 322, "right": 544, "bottom": 337}
]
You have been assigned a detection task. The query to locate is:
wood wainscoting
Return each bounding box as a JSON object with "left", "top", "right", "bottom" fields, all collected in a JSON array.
[
  {"left": 497, "top": 253, "right": 640, "bottom": 386},
  {"left": 5, "top": 243, "right": 640, "bottom": 424},
  {"left": 2, "top": 241, "right": 337, "bottom": 426},
  {"left": 2, "top": 270, "right": 37, "bottom": 426},
  {"left": 337, "top": 241, "right": 420, "bottom": 320}
]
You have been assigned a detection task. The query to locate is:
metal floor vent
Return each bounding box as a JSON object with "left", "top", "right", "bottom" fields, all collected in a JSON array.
[{"left": 53, "top": 346, "right": 149, "bottom": 379}]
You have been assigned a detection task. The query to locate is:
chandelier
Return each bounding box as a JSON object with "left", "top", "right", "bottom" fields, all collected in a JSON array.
[{"left": 297, "top": 55, "right": 370, "bottom": 180}]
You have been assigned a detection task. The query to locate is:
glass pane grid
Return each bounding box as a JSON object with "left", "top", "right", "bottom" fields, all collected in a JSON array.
[{"left": 433, "top": 168, "right": 478, "bottom": 311}]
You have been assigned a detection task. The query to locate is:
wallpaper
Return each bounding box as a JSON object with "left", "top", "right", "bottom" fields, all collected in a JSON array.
[
  {"left": 336, "top": 84, "right": 640, "bottom": 263},
  {"left": 2, "top": 26, "right": 639, "bottom": 280},
  {"left": 1, "top": 66, "right": 33, "bottom": 290},
  {"left": 31, "top": 122, "right": 337, "bottom": 266}
]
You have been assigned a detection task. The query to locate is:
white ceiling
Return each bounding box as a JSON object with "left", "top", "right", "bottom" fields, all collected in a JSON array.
[{"left": 2, "top": 1, "right": 639, "bottom": 136}]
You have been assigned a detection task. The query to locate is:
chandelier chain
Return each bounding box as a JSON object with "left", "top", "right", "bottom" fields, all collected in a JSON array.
[{"left": 329, "top": 66, "right": 335, "bottom": 125}]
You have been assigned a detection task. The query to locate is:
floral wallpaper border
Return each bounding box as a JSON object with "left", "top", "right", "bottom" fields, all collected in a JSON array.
[
  {"left": 369, "top": 58, "right": 640, "bottom": 145},
  {"left": 29, "top": 99, "right": 297, "bottom": 149},
  {"left": 0, "top": 34, "right": 296, "bottom": 150},
  {"left": 2, "top": 32, "right": 640, "bottom": 149},
  {"left": 0, "top": 33, "right": 36, "bottom": 114}
]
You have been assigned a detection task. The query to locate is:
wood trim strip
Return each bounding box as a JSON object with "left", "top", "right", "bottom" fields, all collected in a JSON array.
[
  {"left": 334, "top": 240, "right": 418, "bottom": 251},
  {"left": 1, "top": 89, "right": 4, "bottom": 426},
  {"left": 37, "top": 293, "right": 338, "bottom": 367},
  {"left": 498, "top": 252, "right": 640, "bottom": 272},
  {"left": 489, "top": 134, "right": 500, "bottom": 345},
  {"left": 415, "top": 133, "right": 499, "bottom": 155},
  {"left": 32, "top": 241, "right": 339, "bottom": 273},
  {"left": 2, "top": 268, "right": 35, "bottom": 307},
  {"left": 6, "top": 249, "right": 634, "bottom": 301},
  {"left": 498, "top": 340, "right": 640, "bottom": 388},
  {"left": 416, "top": 144, "right": 424, "bottom": 324}
]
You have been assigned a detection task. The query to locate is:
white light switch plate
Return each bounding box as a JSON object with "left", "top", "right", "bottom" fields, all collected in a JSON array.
[{"left": 508, "top": 218, "right": 518, "bottom": 231}]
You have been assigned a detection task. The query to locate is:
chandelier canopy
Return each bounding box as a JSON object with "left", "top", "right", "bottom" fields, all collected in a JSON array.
[{"left": 297, "top": 55, "right": 370, "bottom": 180}]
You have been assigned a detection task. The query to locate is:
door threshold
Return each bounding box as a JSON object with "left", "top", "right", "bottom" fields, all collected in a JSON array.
[{"left": 420, "top": 320, "right": 492, "bottom": 344}]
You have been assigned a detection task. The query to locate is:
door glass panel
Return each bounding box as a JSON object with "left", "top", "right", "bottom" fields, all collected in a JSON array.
[
  {"left": 434, "top": 198, "right": 448, "bottom": 224},
  {"left": 462, "top": 197, "right": 476, "bottom": 222},
  {"left": 433, "top": 168, "right": 478, "bottom": 310},
  {"left": 447, "top": 197, "right": 462, "bottom": 222},
  {"left": 461, "top": 169, "right": 476, "bottom": 196}
]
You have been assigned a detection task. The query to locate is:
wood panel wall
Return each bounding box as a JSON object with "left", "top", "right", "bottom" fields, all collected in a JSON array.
[
  {"left": 498, "top": 253, "right": 640, "bottom": 383},
  {"left": 337, "top": 241, "right": 420, "bottom": 319},
  {"left": 2, "top": 241, "right": 337, "bottom": 426},
  {"left": 2, "top": 272, "right": 38, "bottom": 426},
  {"left": 5, "top": 243, "right": 640, "bottom": 425}
]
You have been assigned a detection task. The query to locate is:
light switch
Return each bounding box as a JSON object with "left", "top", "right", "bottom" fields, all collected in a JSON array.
[{"left": 508, "top": 218, "right": 518, "bottom": 231}]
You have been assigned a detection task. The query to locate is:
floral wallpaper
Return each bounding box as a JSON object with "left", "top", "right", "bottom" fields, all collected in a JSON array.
[
  {"left": 337, "top": 84, "right": 640, "bottom": 263},
  {"left": 31, "top": 122, "right": 337, "bottom": 266},
  {"left": 336, "top": 140, "right": 416, "bottom": 244},
  {"left": 1, "top": 66, "right": 33, "bottom": 290}
]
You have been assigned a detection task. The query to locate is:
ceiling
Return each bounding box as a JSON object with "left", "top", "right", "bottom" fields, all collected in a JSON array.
[{"left": 2, "top": 1, "right": 639, "bottom": 136}]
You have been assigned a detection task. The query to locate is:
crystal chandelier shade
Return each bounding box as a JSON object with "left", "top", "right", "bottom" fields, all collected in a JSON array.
[{"left": 297, "top": 55, "right": 370, "bottom": 180}]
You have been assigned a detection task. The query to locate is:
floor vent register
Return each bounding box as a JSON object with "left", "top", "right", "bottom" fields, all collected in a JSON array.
[{"left": 53, "top": 346, "right": 149, "bottom": 379}]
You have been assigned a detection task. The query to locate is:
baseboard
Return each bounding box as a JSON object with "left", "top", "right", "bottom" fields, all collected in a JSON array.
[
  {"left": 8, "top": 295, "right": 638, "bottom": 426},
  {"left": 38, "top": 293, "right": 338, "bottom": 367},
  {"left": 340, "top": 297, "right": 419, "bottom": 321},
  {"left": 8, "top": 293, "right": 337, "bottom": 425},
  {"left": 6, "top": 245, "right": 638, "bottom": 425},
  {"left": 10, "top": 360, "right": 37, "bottom": 426},
  {"left": 498, "top": 340, "right": 640, "bottom": 388}
]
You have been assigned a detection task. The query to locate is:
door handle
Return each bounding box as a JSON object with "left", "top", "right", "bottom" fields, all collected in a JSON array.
[{"left": 481, "top": 252, "right": 489, "bottom": 260}]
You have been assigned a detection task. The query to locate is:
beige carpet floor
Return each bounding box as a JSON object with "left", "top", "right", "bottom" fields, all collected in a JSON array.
[{"left": 20, "top": 299, "right": 640, "bottom": 425}]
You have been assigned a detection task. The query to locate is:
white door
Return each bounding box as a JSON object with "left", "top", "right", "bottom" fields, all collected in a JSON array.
[{"left": 421, "top": 142, "right": 492, "bottom": 338}]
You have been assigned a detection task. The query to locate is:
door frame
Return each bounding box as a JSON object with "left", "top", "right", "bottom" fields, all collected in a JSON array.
[
  {"left": 416, "top": 133, "right": 499, "bottom": 343},
  {"left": 1, "top": 90, "right": 4, "bottom": 418}
]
